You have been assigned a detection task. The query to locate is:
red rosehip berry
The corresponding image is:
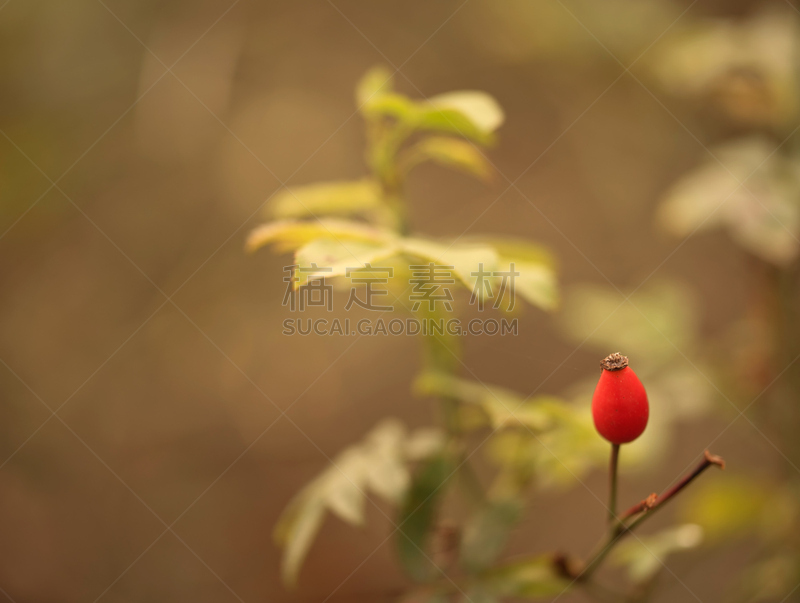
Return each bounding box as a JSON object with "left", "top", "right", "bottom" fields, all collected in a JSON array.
[{"left": 592, "top": 353, "right": 649, "bottom": 445}]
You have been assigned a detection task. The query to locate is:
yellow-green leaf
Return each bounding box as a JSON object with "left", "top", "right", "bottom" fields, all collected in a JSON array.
[
  {"left": 404, "top": 136, "right": 494, "bottom": 181},
  {"left": 294, "top": 237, "right": 399, "bottom": 285},
  {"left": 487, "top": 239, "right": 558, "bottom": 311},
  {"left": 356, "top": 66, "right": 394, "bottom": 107},
  {"left": 427, "top": 91, "right": 505, "bottom": 133},
  {"left": 246, "top": 219, "right": 394, "bottom": 253},
  {"left": 266, "top": 179, "right": 384, "bottom": 220},
  {"left": 400, "top": 238, "right": 500, "bottom": 290},
  {"left": 415, "top": 106, "right": 496, "bottom": 145}
]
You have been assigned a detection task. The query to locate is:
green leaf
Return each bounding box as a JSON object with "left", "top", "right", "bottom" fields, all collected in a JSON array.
[
  {"left": 356, "top": 66, "right": 395, "bottom": 106},
  {"left": 611, "top": 524, "right": 704, "bottom": 582},
  {"left": 246, "top": 218, "right": 394, "bottom": 253},
  {"left": 480, "top": 555, "right": 569, "bottom": 598},
  {"left": 427, "top": 91, "right": 505, "bottom": 133},
  {"left": 266, "top": 179, "right": 385, "bottom": 221},
  {"left": 460, "top": 498, "right": 524, "bottom": 572},
  {"left": 396, "top": 453, "right": 456, "bottom": 582},
  {"left": 403, "top": 136, "right": 494, "bottom": 181}
]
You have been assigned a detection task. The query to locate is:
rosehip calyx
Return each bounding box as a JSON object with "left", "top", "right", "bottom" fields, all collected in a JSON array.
[{"left": 591, "top": 353, "right": 649, "bottom": 445}]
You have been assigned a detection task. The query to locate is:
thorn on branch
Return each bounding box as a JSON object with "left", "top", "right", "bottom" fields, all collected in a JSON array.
[{"left": 704, "top": 449, "right": 725, "bottom": 470}]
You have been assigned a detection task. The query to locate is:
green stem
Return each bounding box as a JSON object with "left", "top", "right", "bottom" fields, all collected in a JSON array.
[{"left": 608, "top": 443, "right": 620, "bottom": 526}]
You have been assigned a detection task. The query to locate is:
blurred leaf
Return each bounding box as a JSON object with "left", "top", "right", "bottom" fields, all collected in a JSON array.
[
  {"left": 427, "top": 91, "right": 505, "bottom": 133},
  {"left": 274, "top": 419, "right": 443, "bottom": 586},
  {"left": 677, "top": 475, "right": 771, "bottom": 542},
  {"left": 294, "top": 238, "right": 398, "bottom": 285},
  {"left": 361, "top": 92, "right": 418, "bottom": 122},
  {"left": 646, "top": 365, "right": 714, "bottom": 420},
  {"left": 485, "top": 239, "right": 558, "bottom": 312},
  {"left": 246, "top": 218, "right": 394, "bottom": 253},
  {"left": 414, "top": 105, "right": 497, "bottom": 145},
  {"left": 611, "top": 524, "right": 703, "bottom": 582},
  {"left": 479, "top": 395, "right": 609, "bottom": 489},
  {"left": 531, "top": 404, "right": 608, "bottom": 487},
  {"left": 357, "top": 66, "right": 394, "bottom": 106},
  {"left": 658, "top": 137, "right": 800, "bottom": 265},
  {"left": 401, "top": 238, "right": 499, "bottom": 290},
  {"left": 405, "top": 428, "right": 447, "bottom": 460},
  {"left": 414, "top": 371, "right": 552, "bottom": 431},
  {"left": 266, "top": 179, "right": 385, "bottom": 221},
  {"left": 559, "top": 279, "right": 698, "bottom": 367},
  {"left": 485, "top": 431, "right": 539, "bottom": 470},
  {"left": 652, "top": 6, "right": 800, "bottom": 128},
  {"left": 396, "top": 453, "right": 456, "bottom": 582},
  {"left": 479, "top": 555, "right": 569, "bottom": 598},
  {"left": 323, "top": 449, "right": 369, "bottom": 525},
  {"left": 413, "top": 304, "right": 463, "bottom": 372},
  {"left": 273, "top": 495, "right": 326, "bottom": 586},
  {"left": 359, "top": 83, "right": 503, "bottom": 145},
  {"left": 251, "top": 221, "right": 543, "bottom": 305},
  {"left": 363, "top": 419, "right": 412, "bottom": 503},
  {"left": 403, "top": 136, "right": 494, "bottom": 181},
  {"left": 460, "top": 498, "right": 524, "bottom": 572}
]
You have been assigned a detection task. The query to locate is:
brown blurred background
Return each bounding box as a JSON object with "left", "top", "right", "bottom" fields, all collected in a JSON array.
[{"left": 0, "top": 0, "right": 790, "bottom": 601}]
